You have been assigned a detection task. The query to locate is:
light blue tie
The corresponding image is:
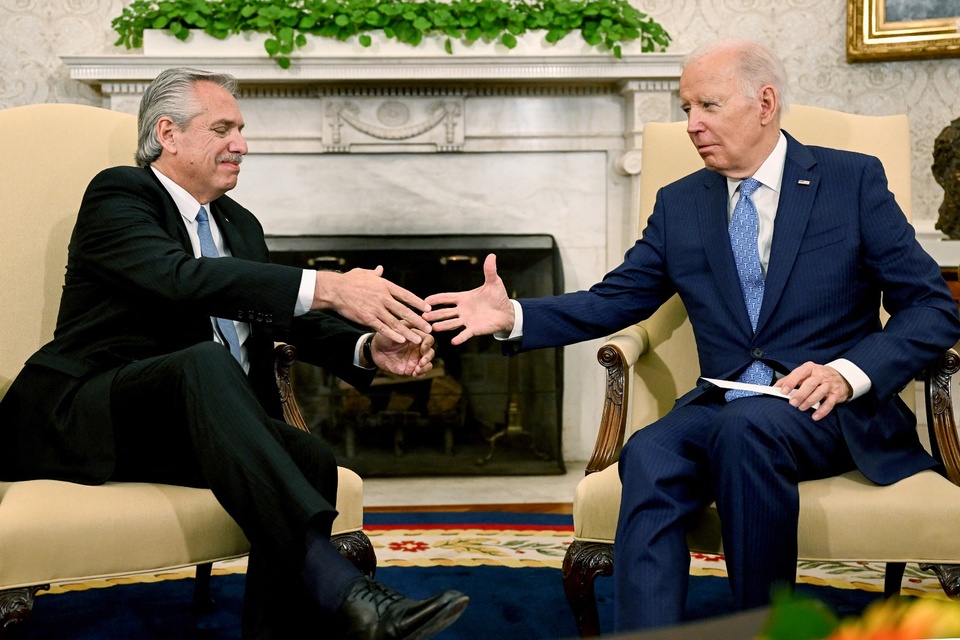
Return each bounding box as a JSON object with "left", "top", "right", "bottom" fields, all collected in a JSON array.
[
  {"left": 725, "top": 178, "right": 773, "bottom": 401},
  {"left": 196, "top": 206, "right": 242, "bottom": 364}
]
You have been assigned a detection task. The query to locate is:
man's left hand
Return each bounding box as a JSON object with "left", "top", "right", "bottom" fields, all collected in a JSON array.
[
  {"left": 369, "top": 329, "right": 436, "bottom": 377},
  {"left": 775, "top": 362, "right": 852, "bottom": 421}
]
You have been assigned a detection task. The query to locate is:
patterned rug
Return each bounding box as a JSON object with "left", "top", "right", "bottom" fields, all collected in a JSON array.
[{"left": 27, "top": 510, "right": 948, "bottom": 639}]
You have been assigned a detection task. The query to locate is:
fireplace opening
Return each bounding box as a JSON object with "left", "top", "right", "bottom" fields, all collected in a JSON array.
[{"left": 267, "top": 234, "right": 565, "bottom": 477}]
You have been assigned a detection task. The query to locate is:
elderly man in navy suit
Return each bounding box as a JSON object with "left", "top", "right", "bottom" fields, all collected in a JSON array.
[
  {"left": 424, "top": 39, "right": 960, "bottom": 632},
  {"left": 0, "top": 67, "right": 468, "bottom": 640}
]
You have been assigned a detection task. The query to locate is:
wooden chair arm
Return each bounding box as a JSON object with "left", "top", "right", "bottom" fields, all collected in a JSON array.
[
  {"left": 274, "top": 342, "right": 311, "bottom": 433},
  {"left": 585, "top": 326, "right": 650, "bottom": 476},
  {"left": 925, "top": 348, "right": 960, "bottom": 485}
]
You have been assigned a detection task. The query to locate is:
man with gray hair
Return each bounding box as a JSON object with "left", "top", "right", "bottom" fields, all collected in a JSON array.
[
  {"left": 423, "top": 39, "right": 960, "bottom": 630},
  {"left": 0, "top": 67, "right": 467, "bottom": 639}
]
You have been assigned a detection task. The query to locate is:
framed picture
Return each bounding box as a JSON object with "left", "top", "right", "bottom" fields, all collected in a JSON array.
[{"left": 847, "top": 0, "right": 960, "bottom": 62}]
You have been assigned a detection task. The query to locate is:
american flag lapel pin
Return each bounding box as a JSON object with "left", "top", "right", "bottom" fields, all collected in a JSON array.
[{"left": 798, "top": 179, "right": 811, "bottom": 186}]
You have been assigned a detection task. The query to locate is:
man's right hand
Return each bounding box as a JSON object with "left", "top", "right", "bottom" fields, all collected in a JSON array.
[
  {"left": 313, "top": 265, "right": 431, "bottom": 344},
  {"left": 423, "top": 254, "right": 515, "bottom": 346}
]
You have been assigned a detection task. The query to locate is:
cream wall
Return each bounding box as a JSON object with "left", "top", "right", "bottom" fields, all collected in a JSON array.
[{"left": 2, "top": 0, "right": 959, "bottom": 224}]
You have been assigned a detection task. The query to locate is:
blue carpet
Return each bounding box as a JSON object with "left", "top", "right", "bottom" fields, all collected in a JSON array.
[{"left": 17, "top": 512, "right": 883, "bottom": 639}]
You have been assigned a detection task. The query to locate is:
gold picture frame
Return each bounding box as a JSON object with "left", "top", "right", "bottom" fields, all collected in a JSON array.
[{"left": 847, "top": 0, "right": 960, "bottom": 62}]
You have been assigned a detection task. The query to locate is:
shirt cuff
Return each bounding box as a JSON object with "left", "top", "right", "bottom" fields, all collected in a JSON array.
[
  {"left": 354, "top": 333, "right": 375, "bottom": 369},
  {"left": 294, "top": 270, "right": 315, "bottom": 317},
  {"left": 826, "top": 358, "right": 871, "bottom": 401},
  {"left": 494, "top": 299, "right": 524, "bottom": 341}
]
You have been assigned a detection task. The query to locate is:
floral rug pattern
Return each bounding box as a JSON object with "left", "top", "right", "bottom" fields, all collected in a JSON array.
[
  {"left": 44, "top": 517, "right": 947, "bottom": 599},
  {"left": 368, "top": 525, "right": 948, "bottom": 598}
]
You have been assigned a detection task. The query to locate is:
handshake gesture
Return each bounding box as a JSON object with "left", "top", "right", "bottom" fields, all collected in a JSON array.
[{"left": 313, "top": 255, "right": 511, "bottom": 378}]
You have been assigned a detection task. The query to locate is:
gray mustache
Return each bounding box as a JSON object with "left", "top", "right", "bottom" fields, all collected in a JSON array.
[{"left": 218, "top": 153, "right": 243, "bottom": 165}]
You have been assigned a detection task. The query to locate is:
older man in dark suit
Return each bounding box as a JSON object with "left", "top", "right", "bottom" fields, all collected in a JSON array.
[
  {"left": 0, "top": 68, "right": 467, "bottom": 640},
  {"left": 424, "top": 39, "right": 960, "bottom": 632}
]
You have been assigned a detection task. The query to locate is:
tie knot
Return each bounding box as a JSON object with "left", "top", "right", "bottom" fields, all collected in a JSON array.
[
  {"left": 197, "top": 206, "right": 208, "bottom": 223},
  {"left": 739, "top": 178, "right": 761, "bottom": 199}
]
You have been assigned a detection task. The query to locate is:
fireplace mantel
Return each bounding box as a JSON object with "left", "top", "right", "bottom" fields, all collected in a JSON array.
[{"left": 61, "top": 45, "right": 684, "bottom": 464}]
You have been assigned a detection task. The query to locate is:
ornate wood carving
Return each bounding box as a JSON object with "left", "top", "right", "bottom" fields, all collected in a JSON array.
[
  {"left": 585, "top": 344, "right": 629, "bottom": 475},
  {"left": 332, "top": 531, "right": 378, "bottom": 579},
  {"left": 274, "top": 343, "right": 311, "bottom": 433},
  {"left": 920, "top": 563, "right": 960, "bottom": 599},
  {"left": 562, "top": 540, "right": 614, "bottom": 638},
  {"left": 925, "top": 349, "right": 960, "bottom": 485},
  {"left": 0, "top": 585, "right": 46, "bottom": 634}
]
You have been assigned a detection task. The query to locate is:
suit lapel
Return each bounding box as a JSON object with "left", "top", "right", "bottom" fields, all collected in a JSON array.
[
  {"left": 698, "top": 171, "right": 754, "bottom": 334},
  {"left": 756, "top": 134, "right": 819, "bottom": 334},
  {"left": 210, "top": 202, "right": 250, "bottom": 259}
]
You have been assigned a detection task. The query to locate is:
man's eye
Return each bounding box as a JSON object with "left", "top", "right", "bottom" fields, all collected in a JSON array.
[{"left": 213, "top": 127, "right": 228, "bottom": 135}]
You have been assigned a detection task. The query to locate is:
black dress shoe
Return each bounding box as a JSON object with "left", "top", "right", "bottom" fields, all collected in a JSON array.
[{"left": 334, "top": 576, "right": 469, "bottom": 640}]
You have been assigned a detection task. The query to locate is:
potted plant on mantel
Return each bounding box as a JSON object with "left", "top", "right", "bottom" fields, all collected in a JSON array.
[{"left": 111, "top": 0, "right": 671, "bottom": 68}]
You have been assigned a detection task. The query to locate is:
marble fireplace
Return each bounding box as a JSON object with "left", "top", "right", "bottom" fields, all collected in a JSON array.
[{"left": 62, "top": 40, "right": 684, "bottom": 467}]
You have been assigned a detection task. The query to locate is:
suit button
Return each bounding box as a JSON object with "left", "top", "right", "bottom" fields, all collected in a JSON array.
[
  {"left": 265, "top": 314, "right": 273, "bottom": 323},
  {"left": 256, "top": 313, "right": 264, "bottom": 323},
  {"left": 751, "top": 348, "right": 764, "bottom": 358}
]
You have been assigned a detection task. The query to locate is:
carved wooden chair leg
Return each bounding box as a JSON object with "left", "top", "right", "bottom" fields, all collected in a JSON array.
[
  {"left": 0, "top": 585, "right": 47, "bottom": 635},
  {"left": 920, "top": 563, "right": 960, "bottom": 599},
  {"left": 883, "top": 562, "right": 906, "bottom": 597},
  {"left": 191, "top": 562, "right": 215, "bottom": 614},
  {"left": 334, "top": 530, "right": 378, "bottom": 578},
  {"left": 562, "top": 540, "right": 614, "bottom": 638}
]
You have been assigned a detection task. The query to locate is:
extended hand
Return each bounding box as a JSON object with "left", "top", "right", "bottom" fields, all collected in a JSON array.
[
  {"left": 370, "top": 329, "right": 436, "bottom": 377},
  {"left": 423, "top": 254, "right": 515, "bottom": 346},
  {"left": 313, "top": 265, "right": 431, "bottom": 344},
  {"left": 774, "top": 362, "right": 852, "bottom": 421}
]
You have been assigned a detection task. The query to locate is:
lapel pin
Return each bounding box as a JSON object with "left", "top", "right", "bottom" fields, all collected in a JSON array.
[{"left": 798, "top": 179, "right": 810, "bottom": 186}]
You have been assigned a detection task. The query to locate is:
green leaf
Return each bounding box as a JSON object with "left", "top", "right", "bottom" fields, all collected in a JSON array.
[
  {"left": 108, "top": 0, "right": 672, "bottom": 69},
  {"left": 359, "top": 33, "right": 372, "bottom": 46},
  {"left": 264, "top": 37, "right": 280, "bottom": 55}
]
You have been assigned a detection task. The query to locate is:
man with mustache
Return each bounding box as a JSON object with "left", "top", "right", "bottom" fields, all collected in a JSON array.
[{"left": 0, "top": 68, "right": 468, "bottom": 639}]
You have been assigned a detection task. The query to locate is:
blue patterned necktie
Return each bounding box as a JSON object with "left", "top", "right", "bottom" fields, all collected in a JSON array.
[
  {"left": 725, "top": 178, "right": 773, "bottom": 401},
  {"left": 196, "top": 206, "right": 242, "bottom": 364}
]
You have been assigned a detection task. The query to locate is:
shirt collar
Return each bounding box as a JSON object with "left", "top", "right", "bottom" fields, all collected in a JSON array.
[
  {"left": 150, "top": 166, "right": 208, "bottom": 222},
  {"left": 726, "top": 131, "right": 787, "bottom": 198}
]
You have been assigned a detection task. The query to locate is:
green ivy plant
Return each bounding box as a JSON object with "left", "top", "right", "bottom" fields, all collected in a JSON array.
[{"left": 112, "top": 0, "right": 671, "bottom": 69}]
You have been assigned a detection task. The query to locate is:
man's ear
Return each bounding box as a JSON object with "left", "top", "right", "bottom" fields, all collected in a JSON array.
[
  {"left": 758, "top": 86, "right": 778, "bottom": 127},
  {"left": 156, "top": 116, "right": 178, "bottom": 154}
]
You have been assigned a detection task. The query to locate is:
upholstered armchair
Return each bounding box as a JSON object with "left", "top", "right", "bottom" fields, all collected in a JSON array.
[
  {"left": 560, "top": 105, "right": 960, "bottom": 637},
  {"left": 0, "top": 104, "right": 373, "bottom": 633}
]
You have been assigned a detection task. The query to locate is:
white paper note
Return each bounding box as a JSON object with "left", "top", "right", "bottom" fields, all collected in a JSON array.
[{"left": 701, "top": 377, "right": 820, "bottom": 410}]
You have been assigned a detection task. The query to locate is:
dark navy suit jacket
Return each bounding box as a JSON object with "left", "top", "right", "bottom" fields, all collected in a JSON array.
[
  {"left": 0, "top": 165, "right": 373, "bottom": 484},
  {"left": 517, "top": 132, "right": 960, "bottom": 485}
]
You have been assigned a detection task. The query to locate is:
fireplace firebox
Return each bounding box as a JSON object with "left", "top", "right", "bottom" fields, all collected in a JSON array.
[{"left": 266, "top": 234, "right": 564, "bottom": 477}]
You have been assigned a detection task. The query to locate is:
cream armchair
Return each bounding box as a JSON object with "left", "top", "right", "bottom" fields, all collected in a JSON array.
[
  {"left": 560, "top": 105, "right": 960, "bottom": 637},
  {"left": 0, "top": 104, "right": 373, "bottom": 633}
]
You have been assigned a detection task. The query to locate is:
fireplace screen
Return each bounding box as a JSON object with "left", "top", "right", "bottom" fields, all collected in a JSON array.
[{"left": 267, "top": 234, "right": 564, "bottom": 477}]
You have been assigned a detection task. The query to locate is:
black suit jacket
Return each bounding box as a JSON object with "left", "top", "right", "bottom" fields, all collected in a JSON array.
[{"left": 0, "top": 166, "right": 373, "bottom": 483}]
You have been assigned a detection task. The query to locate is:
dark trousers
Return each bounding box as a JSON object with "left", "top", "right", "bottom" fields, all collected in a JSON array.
[
  {"left": 613, "top": 395, "right": 856, "bottom": 632},
  {"left": 110, "top": 342, "right": 338, "bottom": 638}
]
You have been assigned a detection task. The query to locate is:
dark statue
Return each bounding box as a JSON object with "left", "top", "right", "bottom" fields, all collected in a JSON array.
[{"left": 933, "top": 116, "right": 960, "bottom": 239}]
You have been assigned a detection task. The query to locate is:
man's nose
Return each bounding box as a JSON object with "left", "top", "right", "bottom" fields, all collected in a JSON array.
[{"left": 230, "top": 131, "right": 248, "bottom": 155}]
